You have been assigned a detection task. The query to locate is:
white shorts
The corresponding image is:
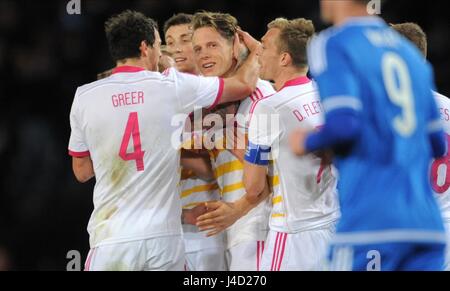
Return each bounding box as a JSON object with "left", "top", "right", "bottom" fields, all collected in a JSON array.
[
  {"left": 226, "top": 240, "right": 265, "bottom": 271},
  {"left": 85, "top": 235, "right": 185, "bottom": 271},
  {"left": 185, "top": 247, "right": 227, "bottom": 271},
  {"left": 260, "top": 225, "right": 335, "bottom": 271}
]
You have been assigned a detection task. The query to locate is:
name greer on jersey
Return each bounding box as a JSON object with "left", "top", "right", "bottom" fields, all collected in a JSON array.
[{"left": 111, "top": 91, "right": 144, "bottom": 108}]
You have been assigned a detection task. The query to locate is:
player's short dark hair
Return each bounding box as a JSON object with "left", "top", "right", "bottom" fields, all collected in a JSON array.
[
  {"left": 391, "top": 22, "right": 427, "bottom": 57},
  {"left": 268, "top": 18, "right": 315, "bottom": 69},
  {"left": 97, "top": 68, "right": 113, "bottom": 80},
  {"left": 105, "top": 10, "right": 159, "bottom": 63},
  {"left": 163, "top": 13, "right": 193, "bottom": 35},
  {"left": 192, "top": 11, "right": 239, "bottom": 43}
]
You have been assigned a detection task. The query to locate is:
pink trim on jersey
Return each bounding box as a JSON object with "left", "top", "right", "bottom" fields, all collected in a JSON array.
[
  {"left": 256, "top": 88, "right": 264, "bottom": 99},
  {"left": 257, "top": 240, "right": 265, "bottom": 271},
  {"left": 84, "top": 248, "right": 95, "bottom": 271},
  {"left": 279, "top": 76, "right": 311, "bottom": 91},
  {"left": 248, "top": 78, "right": 310, "bottom": 126},
  {"left": 277, "top": 233, "right": 288, "bottom": 271},
  {"left": 270, "top": 232, "right": 288, "bottom": 271},
  {"left": 112, "top": 66, "right": 146, "bottom": 74},
  {"left": 271, "top": 232, "right": 280, "bottom": 271},
  {"left": 249, "top": 93, "right": 273, "bottom": 115},
  {"left": 248, "top": 92, "right": 275, "bottom": 126},
  {"left": 162, "top": 68, "right": 171, "bottom": 76},
  {"left": 207, "top": 78, "right": 225, "bottom": 110},
  {"left": 257, "top": 241, "right": 260, "bottom": 271},
  {"left": 68, "top": 150, "right": 90, "bottom": 158}
]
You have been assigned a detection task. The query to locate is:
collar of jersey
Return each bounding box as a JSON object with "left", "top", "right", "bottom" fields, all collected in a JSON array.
[
  {"left": 112, "top": 66, "right": 146, "bottom": 74},
  {"left": 280, "top": 76, "right": 311, "bottom": 90}
]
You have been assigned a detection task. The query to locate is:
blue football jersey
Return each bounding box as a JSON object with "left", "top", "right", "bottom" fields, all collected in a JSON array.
[{"left": 308, "top": 17, "right": 445, "bottom": 244}]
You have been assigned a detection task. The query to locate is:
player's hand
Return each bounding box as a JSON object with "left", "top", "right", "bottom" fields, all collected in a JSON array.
[
  {"left": 237, "top": 29, "right": 261, "bottom": 54},
  {"left": 289, "top": 128, "right": 310, "bottom": 156},
  {"left": 196, "top": 201, "right": 242, "bottom": 237},
  {"left": 183, "top": 203, "right": 208, "bottom": 225},
  {"left": 158, "top": 54, "right": 175, "bottom": 73}
]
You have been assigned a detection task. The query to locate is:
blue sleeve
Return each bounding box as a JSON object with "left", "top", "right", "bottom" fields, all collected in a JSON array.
[
  {"left": 305, "top": 34, "right": 364, "bottom": 153},
  {"left": 305, "top": 108, "right": 361, "bottom": 153}
]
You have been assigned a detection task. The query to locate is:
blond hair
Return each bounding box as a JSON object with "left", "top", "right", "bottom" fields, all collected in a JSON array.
[
  {"left": 268, "top": 18, "right": 315, "bottom": 68},
  {"left": 391, "top": 22, "right": 427, "bottom": 57}
]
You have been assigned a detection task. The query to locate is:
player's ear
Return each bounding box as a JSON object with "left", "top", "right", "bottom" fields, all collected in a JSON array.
[
  {"left": 139, "top": 40, "right": 149, "bottom": 57},
  {"left": 232, "top": 33, "right": 242, "bottom": 59},
  {"left": 280, "top": 52, "right": 292, "bottom": 67}
]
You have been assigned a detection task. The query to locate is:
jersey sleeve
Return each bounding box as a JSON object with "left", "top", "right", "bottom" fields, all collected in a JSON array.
[
  {"left": 245, "top": 102, "right": 282, "bottom": 165},
  {"left": 426, "top": 65, "right": 447, "bottom": 157},
  {"left": 428, "top": 93, "right": 443, "bottom": 135},
  {"left": 171, "top": 68, "right": 224, "bottom": 114},
  {"left": 68, "top": 91, "right": 90, "bottom": 157},
  {"left": 236, "top": 80, "right": 276, "bottom": 134},
  {"left": 304, "top": 33, "right": 363, "bottom": 153},
  {"left": 248, "top": 102, "right": 282, "bottom": 147},
  {"left": 308, "top": 33, "right": 362, "bottom": 116}
]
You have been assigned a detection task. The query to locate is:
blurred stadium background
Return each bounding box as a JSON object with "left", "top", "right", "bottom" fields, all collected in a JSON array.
[{"left": 0, "top": 0, "right": 448, "bottom": 270}]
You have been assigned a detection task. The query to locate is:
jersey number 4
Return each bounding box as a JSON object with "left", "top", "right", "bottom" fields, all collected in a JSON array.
[
  {"left": 382, "top": 52, "right": 417, "bottom": 137},
  {"left": 119, "top": 112, "right": 145, "bottom": 171}
]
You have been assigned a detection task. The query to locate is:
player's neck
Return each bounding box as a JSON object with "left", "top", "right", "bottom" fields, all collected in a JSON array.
[
  {"left": 333, "top": 6, "right": 371, "bottom": 26},
  {"left": 273, "top": 68, "right": 308, "bottom": 92},
  {"left": 189, "top": 67, "right": 201, "bottom": 75},
  {"left": 221, "top": 59, "right": 239, "bottom": 78},
  {"left": 116, "top": 59, "right": 148, "bottom": 71},
  {"left": 181, "top": 68, "right": 200, "bottom": 75}
]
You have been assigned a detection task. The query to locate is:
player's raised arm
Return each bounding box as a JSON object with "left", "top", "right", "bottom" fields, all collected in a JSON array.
[
  {"left": 218, "top": 30, "right": 261, "bottom": 105},
  {"left": 290, "top": 37, "right": 362, "bottom": 156}
]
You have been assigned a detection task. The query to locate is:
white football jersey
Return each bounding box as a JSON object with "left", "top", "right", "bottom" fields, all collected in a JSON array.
[
  {"left": 248, "top": 77, "right": 340, "bottom": 233},
  {"left": 68, "top": 66, "right": 224, "bottom": 248},
  {"left": 432, "top": 91, "right": 450, "bottom": 221},
  {"left": 209, "top": 79, "right": 275, "bottom": 249}
]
